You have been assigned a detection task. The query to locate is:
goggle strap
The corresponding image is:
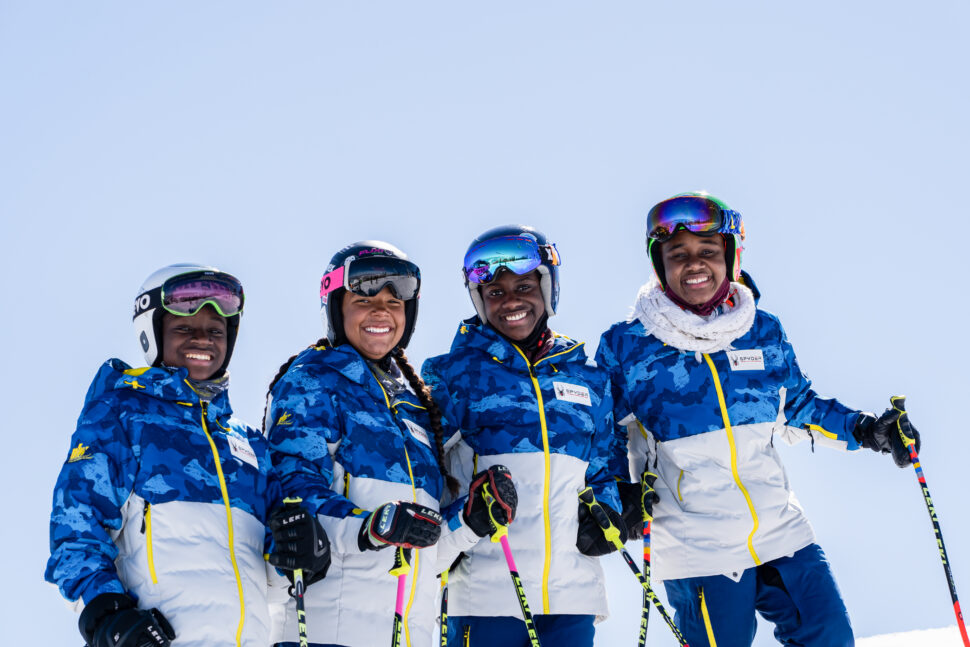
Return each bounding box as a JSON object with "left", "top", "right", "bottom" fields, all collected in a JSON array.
[{"left": 320, "top": 266, "right": 346, "bottom": 301}]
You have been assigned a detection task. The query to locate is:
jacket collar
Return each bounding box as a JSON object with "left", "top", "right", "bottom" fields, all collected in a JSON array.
[{"left": 450, "top": 317, "right": 586, "bottom": 371}]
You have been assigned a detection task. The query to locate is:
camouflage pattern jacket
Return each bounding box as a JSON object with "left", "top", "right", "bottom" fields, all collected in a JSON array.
[
  {"left": 46, "top": 359, "right": 280, "bottom": 647},
  {"left": 596, "top": 305, "right": 864, "bottom": 582},
  {"left": 266, "top": 343, "right": 448, "bottom": 647},
  {"left": 422, "top": 319, "right": 624, "bottom": 621}
]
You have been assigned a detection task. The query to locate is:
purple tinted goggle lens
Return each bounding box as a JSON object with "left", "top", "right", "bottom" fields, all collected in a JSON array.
[
  {"left": 320, "top": 256, "right": 421, "bottom": 303},
  {"left": 463, "top": 236, "right": 560, "bottom": 285},
  {"left": 162, "top": 273, "right": 244, "bottom": 317},
  {"left": 647, "top": 196, "right": 742, "bottom": 242}
]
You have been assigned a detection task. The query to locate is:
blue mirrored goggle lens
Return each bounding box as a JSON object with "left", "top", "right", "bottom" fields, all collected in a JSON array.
[
  {"left": 463, "top": 236, "right": 545, "bottom": 285},
  {"left": 346, "top": 256, "right": 421, "bottom": 300},
  {"left": 647, "top": 196, "right": 728, "bottom": 242}
]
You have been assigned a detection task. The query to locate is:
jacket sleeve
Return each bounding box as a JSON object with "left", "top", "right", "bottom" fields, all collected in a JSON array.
[
  {"left": 45, "top": 398, "right": 137, "bottom": 604},
  {"left": 594, "top": 329, "right": 644, "bottom": 481},
  {"left": 421, "top": 357, "right": 483, "bottom": 571},
  {"left": 266, "top": 365, "right": 367, "bottom": 555},
  {"left": 584, "top": 371, "right": 623, "bottom": 512},
  {"left": 777, "top": 320, "right": 863, "bottom": 451}
]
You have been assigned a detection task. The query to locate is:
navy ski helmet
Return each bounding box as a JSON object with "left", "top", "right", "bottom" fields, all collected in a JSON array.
[
  {"left": 645, "top": 192, "right": 745, "bottom": 289},
  {"left": 133, "top": 263, "right": 245, "bottom": 377},
  {"left": 462, "top": 225, "right": 561, "bottom": 321},
  {"left": 319, "top": 241, "right": 421, "bottom": 350}
]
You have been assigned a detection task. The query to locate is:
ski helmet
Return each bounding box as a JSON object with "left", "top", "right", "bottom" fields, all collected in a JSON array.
[
  {"left": 645, "top": 192, "right": 745, "bottom": 289},
  {"left": 133, "top": 263, "right": 245, "bottom": 376},
  {"left": 462, "top": 225, "right": 561, "bottom": 321},
  {"left": 319, "top": 241, "right": 421, "bottom": 350}
]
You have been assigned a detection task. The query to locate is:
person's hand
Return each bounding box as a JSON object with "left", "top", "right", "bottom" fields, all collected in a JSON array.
[
  {"left": 268, "top": 501, "right": 332, "bottom": 585},
  {"left": 79, "top": 593, "right": 176, "bottom": 647},
  {"left": 576, "top": 495, "right": 628, "bottom": 556},
  {"left": 853, "top": 397, "right": 921, "bottom": 468},
  {"left": 463, "top": 465, "right": 517, "bottom": 537},
  {"left": 617, "top": 471, "right": 659, "bottom": 536},
  {"left": 357, "top": 501, "right": 443, "bottom": 551}
]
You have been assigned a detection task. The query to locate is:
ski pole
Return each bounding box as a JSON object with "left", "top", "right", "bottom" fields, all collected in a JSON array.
[
  {"left": 638, "top": 471, "right": 658, "bottom": 647},
  {"left": 483, "top": 483, "right": 542, "bottom": 647},
  {"left": 439, "top": 569, "right": 449, "bottom": 647},
  {"left": 577, "top": 487, "right": 689, "bottom": 647},
  {"left": 891, "top": 396, "right": 970, "bottom": 647},
  {"left": 282, "top": 497, "right": 309, "bottom": 647},
  {"left": 389, "top": 546, "right": 412, "bottom": 647}
]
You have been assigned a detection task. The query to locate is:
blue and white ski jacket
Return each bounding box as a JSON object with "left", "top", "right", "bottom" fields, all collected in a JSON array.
[
  {"left": 46, "top": 359, "right": 281, "bottom": 647},
  {"left": 422, "top": 319, "right": 624, "bottom": 621},
  {"left": 266, "top": 342, "right": 448, "bottom": 647},
  {"left": 596, "top": 304, "right": 864, "bottom": 582}
]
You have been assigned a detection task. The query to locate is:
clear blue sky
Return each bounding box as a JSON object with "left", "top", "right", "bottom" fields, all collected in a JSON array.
[{"left": 2, "top": 2, "right": 968, "bottom": 645}]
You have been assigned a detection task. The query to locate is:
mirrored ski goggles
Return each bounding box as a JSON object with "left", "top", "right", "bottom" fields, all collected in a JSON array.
[
  {"left": 462, "top": 235, "right": 561, "bottom": 285},
  {"left": 144, "top": 271, "right": 245, "bottom": 318},
  {"left": 646, "top": 195, "right": 744, "bottom": 243},
  {"left": 320, "top": 256, "right": 421, "bottom": 302}
]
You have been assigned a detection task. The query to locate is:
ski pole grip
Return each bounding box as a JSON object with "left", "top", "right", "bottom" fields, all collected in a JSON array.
[
  {"left": 640, "top": 471, "right": 658, "bottom": 523},
  {"left": 482, "top": 484, "right": 508, "bottom": 543},
  {"left": 283, "top": 496, "right": 303, "bottom": 506},
  {"left": 389, "top": 547, "right": 412, "bottom": 577},
  {"left": 889, "top": 396, "right": 917, "bottom": 448},
  {"left": 578, "top": 487, "right": 624, "bottom": 549}
]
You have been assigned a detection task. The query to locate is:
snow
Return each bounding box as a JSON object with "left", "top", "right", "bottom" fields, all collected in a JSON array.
[{"left": 858, "top": 626, "right": 964, "bottom": 646}]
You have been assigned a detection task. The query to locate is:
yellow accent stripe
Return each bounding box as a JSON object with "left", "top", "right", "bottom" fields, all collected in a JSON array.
[
  {"left": 123, "top": 367, "right": 151, "bottom": 376},
  {"left": 700, "top": 586, "right": 718, "bottom": 646},
  {"left": 395, "top": 400, "right": 427, "bottom": 411},
  {"left": 199, "top": 401, "right": 246, "bottom": 647},
  {"left": 402, "top": 446, "right": 419, "bottom": 647},
  {"left": 677, "top": 470, "right": 684, "bottom": 502},
  {"left": 702, "top": 354, "right": 761, "bottom": 566},
  {"left": 511, "top": 344, "right": 553, "bottom": 613},
  {"left": 145, "top": 503, "right": 158, "bottom": 584},
  {"left": 805, "top": 423, "right": 838, "bottom": 440}
]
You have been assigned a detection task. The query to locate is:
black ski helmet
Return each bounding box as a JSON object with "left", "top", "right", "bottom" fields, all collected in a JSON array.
[
  {"left": 132, "top": 263, "right": 244, "bottom": 377},
  {"left": 462, "top": 225, "right": 560, "bottom": 321},
  {"left": 319, "top": 241, "right": 421, "bottom": 350}
]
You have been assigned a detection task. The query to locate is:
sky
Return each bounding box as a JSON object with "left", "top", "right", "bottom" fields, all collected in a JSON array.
[{"left": 2, "top": 2, "right": 968, "bottom": 645}]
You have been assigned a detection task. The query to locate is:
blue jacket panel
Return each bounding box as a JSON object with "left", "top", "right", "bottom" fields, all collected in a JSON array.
[{"left": 46, "top": 359, "right": 280, "bottom": 604}]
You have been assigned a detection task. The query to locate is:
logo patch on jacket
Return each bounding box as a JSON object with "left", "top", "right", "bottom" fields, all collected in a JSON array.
[
  {"left": 227, "top": 433, "right": 259, "bottom": 469},
  {"left": 553, "top": 381, "right": 592, "bottom": 406},
  {"left": 67, "top": 442, "right": 93, "bottom": 463},
  {"left": 726, "top": 349, "right": 765, "bottom": 371},
  {"left": 403, "top": 419, "right": 432, "bottom": 448}
]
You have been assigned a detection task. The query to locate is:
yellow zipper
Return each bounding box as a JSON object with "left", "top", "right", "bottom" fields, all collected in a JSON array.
[
  {"left": 197, "top": 397, "right": 247, "bottom": 647},
  {"left": 700, "top": 586, "right": 718, "bottom": 646},
  {"left": 701, "top": 355, "right": 761, "bottom": 565},
  {"left": 143, "top": 501, "right": 158, "bottom": 584}
]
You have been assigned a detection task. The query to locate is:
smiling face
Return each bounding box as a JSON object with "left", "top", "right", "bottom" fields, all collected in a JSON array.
[
  {"left": 660, "top": 230, "right": 728, "bottom": 305},
  {"left": 481, "top": 269, "right": 546, "bottom": 341},
  {"left": 161, "top": 306, "right": 228, "bottom": 380},
  {"left": 341, "top": 286, "right": 406, "bottom": 360}
]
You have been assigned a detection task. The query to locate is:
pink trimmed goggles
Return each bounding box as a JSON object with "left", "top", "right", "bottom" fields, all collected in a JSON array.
[
  {"left": 320, "top": 256, "right": 421, "bottom": 303},
  {"left": 462, "top": 235, "right": 561, "bottom": 285},
  {"left": 156, "top": 271, "right": 244, "bottom": 317},
  {"left": 647, "top": 195, "right": 744, "bottom": 243}
]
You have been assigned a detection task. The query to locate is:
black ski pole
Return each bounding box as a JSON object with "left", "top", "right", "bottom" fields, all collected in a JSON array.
[
  {"left": 891, "top": 396, "right": 969, "bottom": 647},
  {"left": 638, "top": 471, "right": 658, "bottom": 647},
  {"left": 282, "top": 497, "right": 309, "bottom": 647},
  {"left": 577, "top": 487, "right": 689, "bottom": 647}
]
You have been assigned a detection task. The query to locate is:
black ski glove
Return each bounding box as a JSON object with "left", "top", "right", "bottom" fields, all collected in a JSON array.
[
  {"left": 853, "top": 397, "right": 921, "bottom": 468},
  {"left": 463, "top": 464, "right": 518, "bottom": 537},
  {"left": 268, "top": 501, "right": 332, "bottom": 586},
  {"left": 617, "top": 471, "right": 660, "bottom": 537},
  {"left": 79, "top": 593, "right": 176, "bottom": 647},
  {"left": 358, "top": 501, "right": 443, "bottom": 551},
  {"left": 577, "top": 492, "right": 629, "bottom": 557}
]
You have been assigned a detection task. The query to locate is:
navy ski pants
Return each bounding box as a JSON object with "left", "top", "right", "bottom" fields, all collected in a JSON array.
[
  {"left": 447, "top": 613, "right": 595, "bottom": 647},
  {"left": 663, "top": 543, "right": 853, "bottom": 647}
]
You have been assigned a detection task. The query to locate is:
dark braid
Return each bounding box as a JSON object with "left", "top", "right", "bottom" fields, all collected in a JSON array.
[
  {"left": 262, "top": 337, "right": 329, "bottom": 434},
  {"left": 393, "top": 347, "right": 459, "bottom": 495}
]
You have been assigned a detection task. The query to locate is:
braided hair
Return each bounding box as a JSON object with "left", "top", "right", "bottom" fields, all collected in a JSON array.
[{"left": 392, "top": 347, "right": 459, "bottom": 496}]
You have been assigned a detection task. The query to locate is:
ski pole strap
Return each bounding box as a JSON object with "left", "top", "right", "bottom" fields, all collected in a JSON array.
[
  {"left": 390, "top": 547, "right": 412, "bottom": 577},
  {"left": 577, "top": 486, "right": 624, "bottom": 551},
  {"left": 482, "top": 483, "right": 509, "bottom": 543},
  {"left": 890, "top": 395, "right": 918, "bottom": 447}
]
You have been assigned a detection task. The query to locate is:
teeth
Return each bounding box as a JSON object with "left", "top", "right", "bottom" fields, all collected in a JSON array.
[
  {"left": 364, "top": 326, "right": 391, "bottom": 334},
  {"left": 185, "top": 353, "right": 212, "bottom": 361},
  {"left": 504, "top": 312, "right": 527, "bottom": 322},
  {"left": 685, "top": 277, "right": 709, "bottom": 285}
]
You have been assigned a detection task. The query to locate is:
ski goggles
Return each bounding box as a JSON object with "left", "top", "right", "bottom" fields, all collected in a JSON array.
[
  {"left": 646, "top": 195, "right": 744, "bottom": 243},
  {"left": 462, "top": 235, "right": 561, "bottom": 285},
  {"left": 320, "top": 255, "right": 421, "bottom": 303},
  {"left": 138, "top": 271, "right": 245, "bottom": 318}
]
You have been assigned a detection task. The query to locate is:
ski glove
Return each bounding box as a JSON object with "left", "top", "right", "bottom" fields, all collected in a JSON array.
[
  {"left": 79, "top": 593, "right": 176, "bottom": 647},
  {"left": 358, "top": 501, "right": 443, "bottom": 551},
  {"left": 617, "top": 471, "right": 660, "bottom": 536},
  {"left": 463, "top": 464, "right": 518, "bottom": 537},
  {"left": 853, "top": 402, "right": 921, "bottom": 468},
  {"left": 268, "top": 502, "right": 332, "bottom": 586},
  {"left": 577, "top": 497, "right": 629, "bottom": 557}
]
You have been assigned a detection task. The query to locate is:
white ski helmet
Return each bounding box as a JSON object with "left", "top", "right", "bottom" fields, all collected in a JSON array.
[{"left": 133, "top": 263, "right": 244, "bottom": 375}]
